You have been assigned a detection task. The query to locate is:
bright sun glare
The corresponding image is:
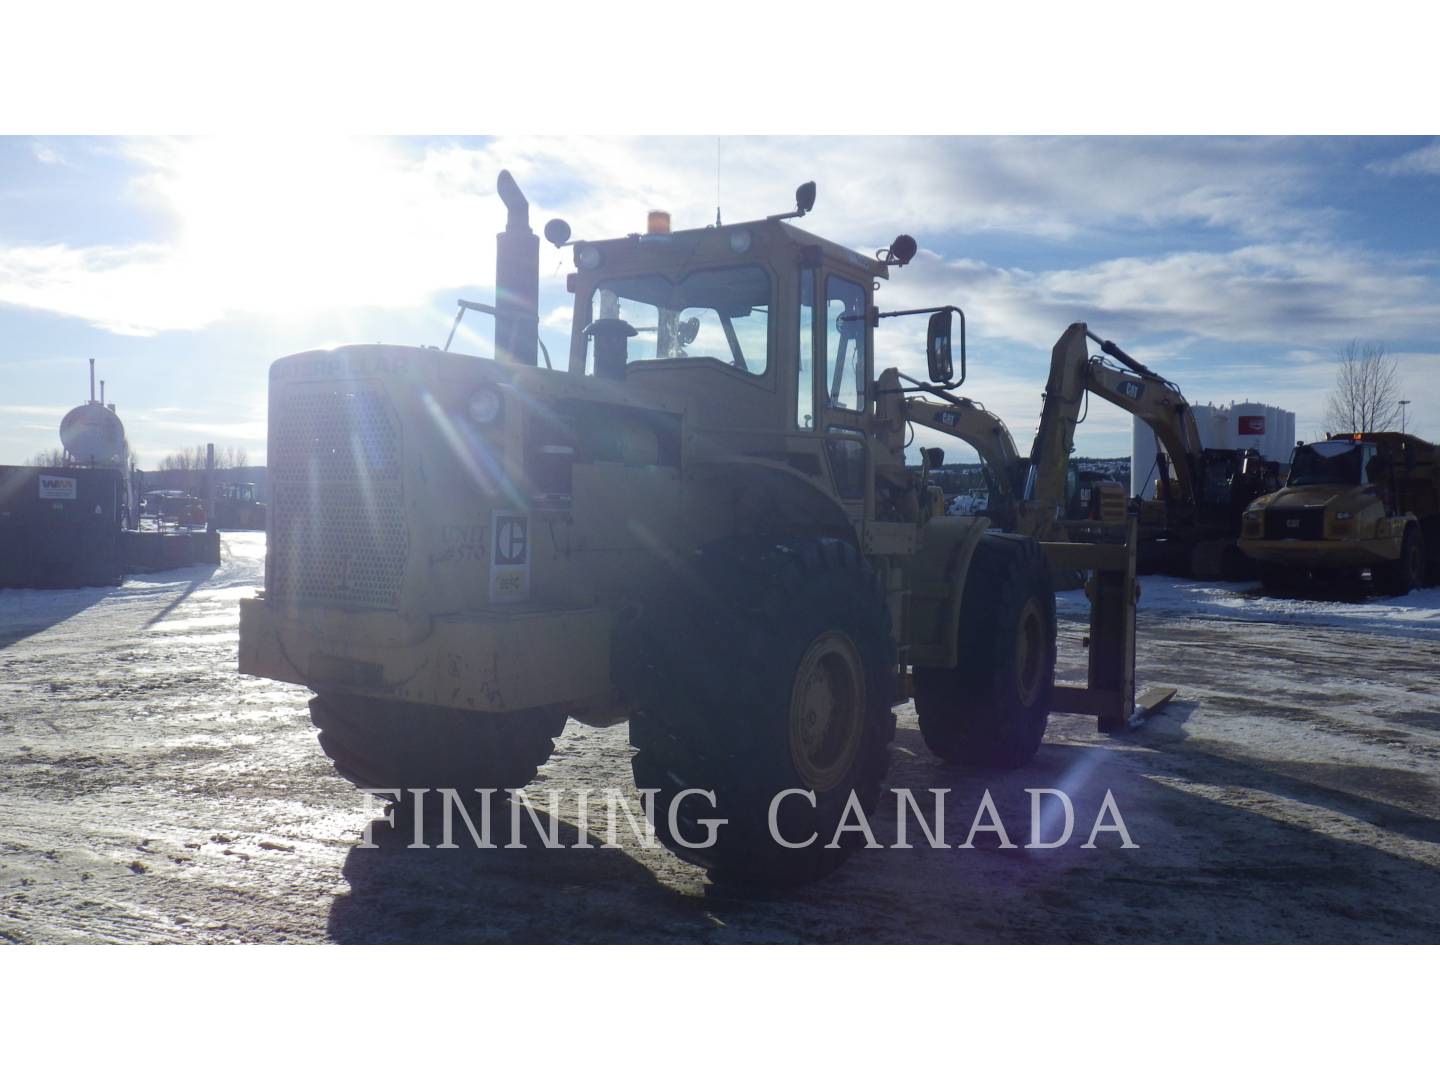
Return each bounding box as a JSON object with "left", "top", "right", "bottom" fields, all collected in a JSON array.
[{"left": 135, "top": 136, "right": 495, "bottom": 325}]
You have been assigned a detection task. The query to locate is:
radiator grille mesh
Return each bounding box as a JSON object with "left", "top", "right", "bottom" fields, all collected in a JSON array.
[{"left": 269, "top": 387, "right": 407, "bottom": 609}]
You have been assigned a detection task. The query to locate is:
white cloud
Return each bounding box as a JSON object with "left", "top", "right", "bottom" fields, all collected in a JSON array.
[
  {"left": 878, "top": 242, "right": 1440, "bottom": 352},
  {"left": 0, "top": 135, "right": 1337, "bottom": 336},
  {"left": 1368, "top": 140, "right": 1440, "bottom": 177},
  {"left": 2, "top": 135, "right": 1438, "bottom": 460},
  {"left": 30, "top": 139, "right": 65, "bottom": 166}
]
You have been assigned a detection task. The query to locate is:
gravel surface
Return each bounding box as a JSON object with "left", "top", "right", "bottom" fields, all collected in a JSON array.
[{"left": 2, "top": 532, "right": 1437, "bottom": 943}]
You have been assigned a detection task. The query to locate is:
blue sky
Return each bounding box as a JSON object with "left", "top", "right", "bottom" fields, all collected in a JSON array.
[{"left": 3, "top": 135, "right": 1439, "bottom": 468}]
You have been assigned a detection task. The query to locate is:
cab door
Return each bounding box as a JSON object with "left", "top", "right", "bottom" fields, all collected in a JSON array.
[{"left": 817, "top": 270, "right": 871, "bottom": 505}]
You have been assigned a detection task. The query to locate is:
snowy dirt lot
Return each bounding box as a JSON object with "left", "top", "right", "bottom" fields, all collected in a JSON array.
[{"left": 2, "top": 532, "right": 1438, "bottom": 944}]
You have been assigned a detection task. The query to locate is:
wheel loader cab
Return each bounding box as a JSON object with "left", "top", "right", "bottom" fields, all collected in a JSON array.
[{"left": 563, "top": 218, "right": 886, "bottom": 506}]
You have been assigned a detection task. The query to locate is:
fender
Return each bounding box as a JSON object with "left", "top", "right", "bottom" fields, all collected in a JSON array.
[{"left": 907, "top": 515, "right": 991, "bottom": 668}]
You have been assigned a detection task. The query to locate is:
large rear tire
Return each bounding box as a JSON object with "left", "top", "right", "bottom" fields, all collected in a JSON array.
[
  {"left": 309, "top": 693, "right": 567, "bottom": 794},
  {"left": 628, "top": 536, "right": 897, "bottom": 887},
  {"left": 912, "top": 533, "right": 1057, "bottom": 769}
]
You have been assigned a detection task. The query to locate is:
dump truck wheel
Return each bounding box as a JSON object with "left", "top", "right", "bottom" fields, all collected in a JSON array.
[
  {"left": 912, "top": 534, "right": 1056, "bottom": 769},
  {"left": 1375, "top": 526, "right": 1424, "bottom": 597},
  {"left": 309, "top": 694, "right": 567, "bottom": 795},
  {"left": 1260, "top": 563, "right": 1305, "bottom": 594},
  {"left": 628, "top": 536, "right": 896, "bottom": 887}
]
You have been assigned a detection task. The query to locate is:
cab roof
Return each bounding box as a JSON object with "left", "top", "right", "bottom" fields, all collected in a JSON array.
[
  {"left": 582, "top": 216, "right": 889, "bottom": 280},
  {"left": 1327, "top": 432, "right": 1437, "bottom": 453}
]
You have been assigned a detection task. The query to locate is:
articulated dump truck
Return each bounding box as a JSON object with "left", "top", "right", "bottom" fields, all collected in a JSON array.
[
  {"left": 239, "top": 172, "right": 1149, "bottom": 885},
  {"left": 1239, "top": 432, "right": 1440, "bottom": 595}
]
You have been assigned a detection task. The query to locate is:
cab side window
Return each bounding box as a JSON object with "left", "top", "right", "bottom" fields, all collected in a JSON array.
[{"left": 824, "top": 276, "right": 867, "bottom": 413}]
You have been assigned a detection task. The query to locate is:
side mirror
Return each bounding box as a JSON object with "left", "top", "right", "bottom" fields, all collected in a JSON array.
[
  {"left": 544, "top": 218, "right": 572, "bottom": 247},
  {"left": 927, "top": 309, "right": 954, "bottom": 384},
  {"left": 795, "top": 180, "right": 816, "bottom": 216},
  {"left": 923, "top": 447, "right": 945, "bottom": 468},
  {"left": 678, "top": 316, "right": 700, "bottom": 346}
]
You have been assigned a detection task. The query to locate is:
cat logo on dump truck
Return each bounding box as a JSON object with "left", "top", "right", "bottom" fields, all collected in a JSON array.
[{"left": 490, "top": 510, "right": 529, "bottom": 602}]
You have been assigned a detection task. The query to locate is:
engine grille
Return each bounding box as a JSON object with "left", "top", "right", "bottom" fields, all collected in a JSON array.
[
  {"left": 1264, "top": 507, "right": 1324, "bottom": 541},
  {"left": 269, "top": 387, "right": 408, "bottom": 609}
]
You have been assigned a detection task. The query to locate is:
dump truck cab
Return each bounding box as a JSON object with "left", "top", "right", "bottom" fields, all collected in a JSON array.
[{"left": 1239, "top": 432, "right": 1440, "bottom": 594}]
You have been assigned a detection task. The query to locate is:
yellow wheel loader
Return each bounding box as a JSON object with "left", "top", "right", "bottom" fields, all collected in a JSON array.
[{"left": 238, "top": 173, "right": 1146, "bottom": 885}]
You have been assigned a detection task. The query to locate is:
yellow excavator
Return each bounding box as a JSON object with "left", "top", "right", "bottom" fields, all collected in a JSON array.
[
  {"left": 898, "top": 385, "right": 1125, "bottom": 534},
  {"left": 1017, "top": 322, "right": 1275, "bottom": 578},
  {"left": 898, "top": 393, "right": 1023, "bottom": 526}
]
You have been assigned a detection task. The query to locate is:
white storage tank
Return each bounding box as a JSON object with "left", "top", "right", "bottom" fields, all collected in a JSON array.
[
  {"left": 1231, "top": 401, "right": 1295, "bottom": 463},
  {"left": 60, "top": 402, "right": 127, "bottom": 467},
  {"left": 1131, "top": 400, "right": 1295, "bottom": 499}
]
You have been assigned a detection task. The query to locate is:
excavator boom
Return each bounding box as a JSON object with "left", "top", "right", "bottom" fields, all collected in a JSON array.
[
  {"left": 1021, "top": 322, "right": 1204, "bottom": 534},
  {"left": 903, "top": 395, "right": 1022, "bottom": 506}
]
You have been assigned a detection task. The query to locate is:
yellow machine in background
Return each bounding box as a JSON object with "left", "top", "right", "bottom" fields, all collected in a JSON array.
[
  {"left": 1240, "top": 432, "right": 1439, "bottom": 595},
  {"left": 1018, "top": 323, "right": 1277, "bottom": 578}
]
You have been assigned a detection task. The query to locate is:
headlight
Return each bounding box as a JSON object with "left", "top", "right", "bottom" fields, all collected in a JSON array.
[
  {"left": 467, "top": 386, "right": 503, "bottom": 424},
  {"left": 575, "top": 244, "right": 602, "bottom": 270},
  {"left": 1334, "top": 510, "right": 1353, "bottom": 521},
  {"left": 728, "top": 229, "right": 753, "bottom": 254},
  {"left": 1243, "top": 510, "right": 1260, "bottom": 522}
]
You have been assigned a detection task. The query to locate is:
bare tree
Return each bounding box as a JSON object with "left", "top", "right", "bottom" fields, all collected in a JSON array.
[
  {"left": 153, "top": 444, "right": 250, "bottom": 471},
  {"left": 27, "top": 447, "right": 67, "bottom": 467},
  {"left": 1324, "top": 341, "right": 1403, "bottom": 434}
]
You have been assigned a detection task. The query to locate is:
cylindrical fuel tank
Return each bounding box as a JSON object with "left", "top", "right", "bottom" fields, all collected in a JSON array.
[{"left": 60, "top": 403, "right": 127, "bottom": 466}]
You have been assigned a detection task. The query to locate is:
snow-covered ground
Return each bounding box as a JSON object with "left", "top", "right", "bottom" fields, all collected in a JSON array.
[
  {"left": 1059, "top": 575, "right": 1440, "bottom": 641},
  {"left": 2, "top": 533, "right": 1438, "bottom": 943}
]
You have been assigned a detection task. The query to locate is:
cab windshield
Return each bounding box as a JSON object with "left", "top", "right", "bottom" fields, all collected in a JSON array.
[
  {"left": 584, "top": 265, "right": 770, "bottom": 375},
  {"left": 1289, "top": 441, "right": 1364, "bottom": 486}
]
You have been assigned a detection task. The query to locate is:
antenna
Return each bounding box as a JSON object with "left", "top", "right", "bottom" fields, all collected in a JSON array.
[
  {"left": 89, "top": 358, "right": 96, "bottom": 403},
  {"left": 715, "top": 137, "right": 722, "bottom": 228}
]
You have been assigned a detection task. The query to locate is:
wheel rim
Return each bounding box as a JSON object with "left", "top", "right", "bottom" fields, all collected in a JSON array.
[
  {"left": 1015, "top": 598, "right": 1045, "bottom": 708},
  {"left": 788, "top": 631, "right": 865, "bottom": 791}
]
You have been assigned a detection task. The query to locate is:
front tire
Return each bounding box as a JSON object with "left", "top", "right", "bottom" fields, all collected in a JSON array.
[
  {"left": 912, "top": 534, "right": 1057, "bottom": 769},
  {"left": 309, "top": 693, "right": 567, "bottom": 794},
  {"left": 1260, "top": 562, "right": 1306, "bottom": 594},
  {"left": 1375, "top": 525, "right": 1424, "bottom": 597},
  {"left": 628, "top": 537, "right": 897, "bottom": 887}
]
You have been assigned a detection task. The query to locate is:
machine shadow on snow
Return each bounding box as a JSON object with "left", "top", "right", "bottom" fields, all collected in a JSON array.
[
  {"left": 0, "top": 561, "right": 219, "bottom": 649},
  {"left": 327, "top": 801, "right": 697, "bottom": 944},
  {"left": 324, "top": 704, "right": 1440, "bottom": 944}
]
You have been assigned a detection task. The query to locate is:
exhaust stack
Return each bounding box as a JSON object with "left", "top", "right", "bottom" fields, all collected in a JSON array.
[{"left": 494, "top": 170, "right": 539, "bottom": 367}]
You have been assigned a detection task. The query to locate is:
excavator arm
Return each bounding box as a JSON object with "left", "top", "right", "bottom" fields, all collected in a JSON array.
[
  {"left": 1083, "top": 349, "right": 1203, "bottom": 504},
  {"left": 1020, "top": 322, "right": 1204, "bottom": 534},
  {"left": 903, "top": 395, "right": 1022, "bottom": 503}
]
